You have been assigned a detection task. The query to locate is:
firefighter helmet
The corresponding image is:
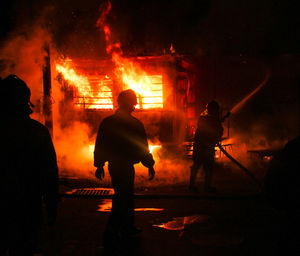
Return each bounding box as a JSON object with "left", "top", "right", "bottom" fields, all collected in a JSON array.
[
  {"left": 1, "top": 74, "right": 34, "bottom": 115},
  {"left": 206, "top": 100, "right": 220, "bottom": 115}
]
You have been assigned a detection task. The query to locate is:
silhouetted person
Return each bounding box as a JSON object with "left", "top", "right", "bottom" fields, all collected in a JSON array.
[
  {"left": 264, "top": 136, "right": 300, "bottom": 255},
  {"left": 0, "top": 75, "right": 59, "bottom": 256},
  {"left": 189, "top": 100, "right": 223, "bottom": 193},
  {"left": 94, "top": 89, "right": 155, "bottom": 247}
]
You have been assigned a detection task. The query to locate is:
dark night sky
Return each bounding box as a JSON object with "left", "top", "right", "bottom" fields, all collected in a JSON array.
[{"left": 0, "top": 0, "right": 299, "bottom": 57}]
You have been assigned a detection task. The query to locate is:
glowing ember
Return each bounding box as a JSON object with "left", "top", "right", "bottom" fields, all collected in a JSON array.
[{"left": 56, "top": 62, "right": 113, "bottom": 109}]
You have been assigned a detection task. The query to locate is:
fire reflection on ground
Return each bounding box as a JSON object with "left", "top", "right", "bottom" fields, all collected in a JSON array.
[
  {"left": 97, "top": 199, "right": 164, "bottom": 212},
  {"left": 153, "top": 215, "right": 210, "bottom": 231}
]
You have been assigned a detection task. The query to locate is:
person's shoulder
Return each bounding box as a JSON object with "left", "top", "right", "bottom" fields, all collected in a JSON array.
[
  {"left": 28, "top": 118, "right": 49, "bottom": 131},
  {"left": 27, "top": 118, "right": 51, "bottom": 137},
  {"left": 201, "top": 115, "right": 219, "bottom": 123},
  {"left": 131, "top": 115, "right": 144, "bottom": 126},
  {"left": 198, "top": 115, "right": 208, "bottom": 123},
  {"left": 101, "top": 113, "right": 117, "bottom": 123},
  {"left": 131, "top": 115, "right": 141, "bottom": 122}
]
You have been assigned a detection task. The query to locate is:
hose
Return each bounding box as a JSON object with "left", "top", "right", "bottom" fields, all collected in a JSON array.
[{"left": 217, "top": 143, "right": 263, "bottom": 190}]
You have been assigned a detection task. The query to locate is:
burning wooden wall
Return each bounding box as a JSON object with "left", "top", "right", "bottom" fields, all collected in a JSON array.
[{"left": 54, "top": 54, "right": 198, "bottom": 147}]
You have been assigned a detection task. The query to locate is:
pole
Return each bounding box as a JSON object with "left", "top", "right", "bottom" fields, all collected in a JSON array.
[{"left": 43, "top": 44, "right": 53, "bottom": 136}]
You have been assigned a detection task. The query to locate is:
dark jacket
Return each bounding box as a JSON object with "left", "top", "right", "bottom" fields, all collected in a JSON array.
[
  {"left": 94, "top": 109, "right": 154, "bottom": 167},
  {"left": 1, "top": 116, "right": 59, "bottom": 224},
  {"left": 264, "top": 136, "right": 300, "bottom": 211},
  {"left": 193, "top": 114, "right": 223, "bottom": 153}
]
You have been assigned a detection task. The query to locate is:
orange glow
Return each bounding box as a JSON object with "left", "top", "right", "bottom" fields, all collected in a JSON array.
[
  {"left": 55, "top": 57, "right": 164, "bottom": 110},
  {"left": 55, "top": 62, "right": 113, "bottom": 109},
  {"left": 112, "top": 53, "right": 164, "bottom": 109},
  {"left": 149, "top": 145, "right": 162, "bottom": 154},
  {"left": 135, "top": 208, "right": 164, "bottom": 212},
  {"left": 96, "top": 0, "right": 164, "bottom": 110},
  {"left": 81, "top": 143, "right": 158, "bottom": 164},
  {"left": 97, "top": 199, "right": 164, "bottom": 212},
  {"left": 170, "top": 44, "right": 175, "bottom": 54},
  {"left": 215, "top": 146, "right": 220, "bottom": 159},
  {"left": 153, "top": 215, "right": 210, "bottom": 231},
  {"left": 56, "top": 0, "right": 164, "bottom": 110}
]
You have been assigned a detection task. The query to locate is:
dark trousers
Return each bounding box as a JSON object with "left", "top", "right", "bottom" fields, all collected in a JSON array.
[
  {"left": 106, "top": 162, "right": 135, "bottom": 234},
  {"left": 190, "top": 150, "right": 214, "bottom": 189}
]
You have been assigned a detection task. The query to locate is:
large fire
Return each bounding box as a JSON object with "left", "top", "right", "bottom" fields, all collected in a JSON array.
[
  {"left": 111, "top": 53, "right": 163, "bottom": 109},
  {"left": 51, "top": 0, "right": 169, "bottom": 179},
  {"left": 55, "top": 0, "right": 164, "bottom": 111},
  {"left": 55, "top": 58, "right": 163, "bottom": 110},
  {"left": 56, "top": 61, "right": 114, "bottom": 109}
]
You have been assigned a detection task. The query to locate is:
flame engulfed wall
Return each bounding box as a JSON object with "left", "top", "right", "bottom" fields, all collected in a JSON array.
[
  {"left": 0, "top": 0, "right": 199, "bottom": 184},
  {"left": 55, "top": 57, "right": 166, "bottom": 111},
  {"left": 52, "top": 53, "right": 197, "bottom": 183},
  {"left": 47, "top": 0, "right": 199, "bottom": 181}
]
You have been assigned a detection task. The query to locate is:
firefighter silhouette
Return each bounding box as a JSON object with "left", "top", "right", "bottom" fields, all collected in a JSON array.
[
  {"left": 264, "top": 136, "right": 300, "bottom": 254},
  {"left": 189, "top": 100, "right": 223, "bottom": 193},
  {"left": 0, "top": 75, "right": 59, "bottom": 255},
  {"left": 94, "top": 89, "right": 155, "bottom": 246}
]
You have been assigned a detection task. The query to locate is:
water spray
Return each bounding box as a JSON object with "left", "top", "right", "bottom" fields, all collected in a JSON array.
[
  {"left": 230, "top": 67, "right": 271, "bottom": 114},
  {"left": 217, "top": 67, "right": 271, "bottom": 191}
]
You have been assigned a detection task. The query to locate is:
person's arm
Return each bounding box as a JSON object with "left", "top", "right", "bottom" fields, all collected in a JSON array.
[
  {"left": 94, "top": 121, "right": 108, "bottom": 180},
  {"left": 95, "top": 165, "right": 105, "bottom": 181},
  {"left": 138, "top": 123, "right": 155, "bottom": 180}
]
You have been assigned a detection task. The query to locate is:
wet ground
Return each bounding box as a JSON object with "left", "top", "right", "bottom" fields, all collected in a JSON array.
[
  {"left": 34, "top": 159, "right": 291, "bottom": 255},
  {"left": 36, "top": 194, "right": 283, "bottom": 256}
]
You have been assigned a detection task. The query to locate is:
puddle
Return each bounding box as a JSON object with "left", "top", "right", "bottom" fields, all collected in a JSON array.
[
  {"left": 135, "top": 208, "right": 164, "bottom": 212},
  {"left": 97, "top": 199, "right": 164, "bottom": 212},
  {"left": 97, "top": 199, "right": 112, "bottom": 212},
  {"left": 153, "top": 215, "right": 210, "bottom": 231}
]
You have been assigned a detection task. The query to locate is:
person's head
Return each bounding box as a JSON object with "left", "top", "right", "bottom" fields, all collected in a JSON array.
[
  {"left": 0, "top": 74, "right": 33, "bottom": 117},
  {"left": 117, "top": 89, "right": 137, "bottom": 113},
  {"left": 206, "top": 100, "right": 220, "bottom": 117}
]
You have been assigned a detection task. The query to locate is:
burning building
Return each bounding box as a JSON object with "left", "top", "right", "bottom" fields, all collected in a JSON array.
[
  {"left": 2, "top": 0, "right": 298, "bottom": 185},
  {"left": 54, "top": 54, "right": 199, "bottom": 153}
]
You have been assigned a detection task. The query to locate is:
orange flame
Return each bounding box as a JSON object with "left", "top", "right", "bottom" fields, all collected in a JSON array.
[
  {"left": 97, "top": 0, "right": 164, "bottom": 109},
  {"left": 55, "top": 0, "right": 164, "bottom": 110},
  {"left": 112, "top": 53, "right": 163, "bottom": 109},
  {"left": 56, "top": 62, "right": 113, "bottom": 109}
]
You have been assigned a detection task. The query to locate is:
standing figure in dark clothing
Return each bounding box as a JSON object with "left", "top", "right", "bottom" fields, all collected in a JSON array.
[
  {"left": 0, "top": 75, "right": 59, "bottom": 255},
  {"left": 264, "top": 136, "right": 300, "bottom": 255},
  {"left": 94, "top": 89, "right": 155, "bottom": 242},
  {"left": 189, "top": 100, "right": 223, "bottom": 193}
]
